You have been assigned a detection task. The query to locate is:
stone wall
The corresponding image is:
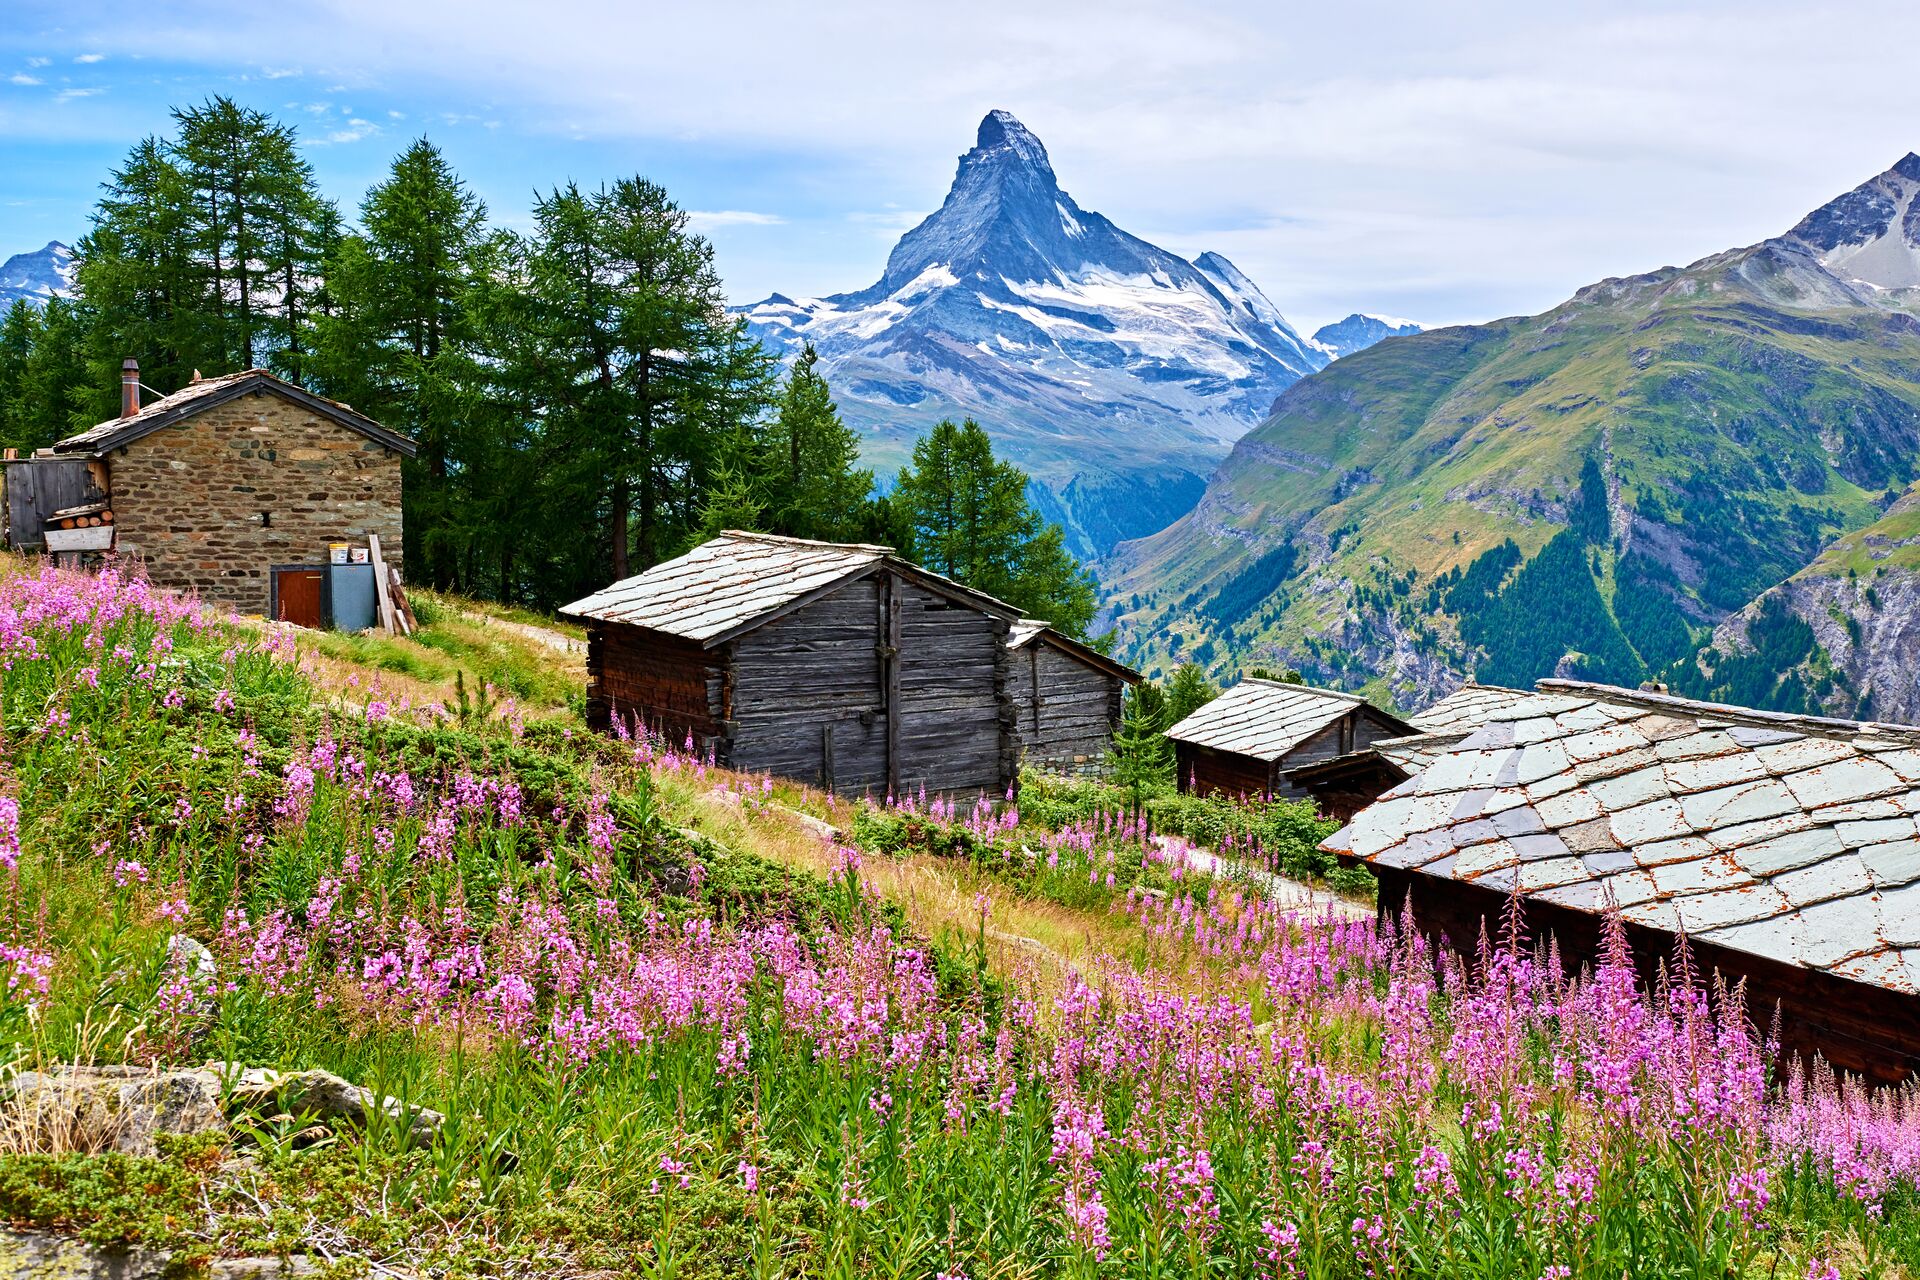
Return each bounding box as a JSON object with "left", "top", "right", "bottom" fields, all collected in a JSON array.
[{"left": 108, "top": 388, "right": 404, "bottom": 615}]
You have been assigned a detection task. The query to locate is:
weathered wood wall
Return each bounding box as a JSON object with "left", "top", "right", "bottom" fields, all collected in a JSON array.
[
  {"left": 894, "top": 575, "right": 1012, "bottom": 797},
  {"left": 729, "top": 575, "right": 889, "bottom": 794},
  {"left": 1370, "top": 864, "right": 1920, "bottom": 1084},
  {"left": 585, "top": 623, "right": 724, "bottom": 747},
  {"left": 1, "top": 458, "right": 105, "bottom": 550},
  {"left": 1011, "top": 642, "right": 1123, "bottom": 774},
  {"left": 1177, "top": 742, "right": 1274, "bottom": 798}
]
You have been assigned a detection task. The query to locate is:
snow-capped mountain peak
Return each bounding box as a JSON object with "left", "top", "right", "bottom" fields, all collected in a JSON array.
[
  {"left": 1310, "top": 312, "right": 1425, "bottom": 359},
  {"left": 735, "top": 111, "right": 1333, "bottom": 556},
  {"left": 0, "top": 240, "right": 77, "bottom": 309},
  {"left": 1783, "top": 152, "right": 1920, "bottom": 293}
]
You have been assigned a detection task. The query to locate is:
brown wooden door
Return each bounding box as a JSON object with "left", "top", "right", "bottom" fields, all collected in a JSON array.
[{"left": 274, "top": 568, "right": 326, "bottom": 628}]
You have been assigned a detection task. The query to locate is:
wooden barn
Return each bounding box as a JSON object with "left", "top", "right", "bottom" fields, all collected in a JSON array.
[
  {"left": 1006, "top": 620, "right": 1139, "bottom": 774},
  {"left": 1325, "top": 677, "right": 1920, "bottom": 1082},
  {"left": 561, "top": 531, "right": 1020, "bottom": 798},
  {"left": 1165, "top": 678, "right": 1416, "bottom": 800}
]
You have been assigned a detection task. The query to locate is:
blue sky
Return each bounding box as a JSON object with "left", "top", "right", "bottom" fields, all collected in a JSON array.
[{"left": 4, "top": 0, "right": 1919, "bottom": 333}]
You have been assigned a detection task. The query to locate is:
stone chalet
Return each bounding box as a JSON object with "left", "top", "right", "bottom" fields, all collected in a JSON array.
[{"left": 47, "top": 362, "right": 415, "bottom": 617}]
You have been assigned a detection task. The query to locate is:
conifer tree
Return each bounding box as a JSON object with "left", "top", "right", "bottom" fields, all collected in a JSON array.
[
  {"left": 1165, "top": 662, "right": 1220, "bottom": 725},
  {"left": 1111, "top": 681, "right": 1174, "bottom": 811},
  {"left": 0, "top": 299, "right": 92, "bottom": 449},
  {"left": 893, "top": 418, "right": 1097, "bottom": 634},
  {"left": 756, "top": 343, "right": 874, "bottom": 541}
]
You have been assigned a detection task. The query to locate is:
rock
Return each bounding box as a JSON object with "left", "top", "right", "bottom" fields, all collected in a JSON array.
[
  {"left": 4, "top": 1065, "right": 227, "bottom": 1157},
  {"left": 0, "top": 1229, "right": 169, "bottom": 1279},
  {"left": 167, "top": 934, "right": 217, "bottom": 980},
  {"left": 207, "top": 1063, "right": 443, "bottom": 1142},
  {"left": 0, "top": 1230, "right": 322, "bottom": 1279}
]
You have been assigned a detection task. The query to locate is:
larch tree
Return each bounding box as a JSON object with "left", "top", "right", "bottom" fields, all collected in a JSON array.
[{"left": 893, "top": 418, "right": 1097, "bottom": 634}]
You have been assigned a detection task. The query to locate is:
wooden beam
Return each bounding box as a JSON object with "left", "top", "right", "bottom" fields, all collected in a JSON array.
[
  {"left": 368, "top": 534, "right": 398, "bottom": 635},
  {"left": 883, "top": 570, "right": 901, "bottom": 799}
]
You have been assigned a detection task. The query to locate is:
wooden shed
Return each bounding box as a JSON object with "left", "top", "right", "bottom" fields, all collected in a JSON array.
[
  {"left": 1006, "top": 620, "right": 1139, "bottom": 774},
  {"left": 1165, "top": 678, "right": 1417, "bottom": 800},
  {"left": 1324, "top": 678, "right": 1920, "bottom": 1082},
  {"left": 1282, "top": 682, "right": 1539, "bottom": 820},
  {"left": 560, "top": 531, "right": 1021, "bottom": 798}
]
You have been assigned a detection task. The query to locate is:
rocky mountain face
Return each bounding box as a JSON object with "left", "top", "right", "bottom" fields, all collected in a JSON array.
[
  {"left": 1103, "top": 154, "right": 1920, "bottom": 718},
  {"left": 1311, "top": 312, "right": 1424, "bottom": 359},
  {"left": 738, "top": 111, "right": 1329, "bottom": 558},
  {"left": 0, "top": 240, "right": 76, "bottom": 308}
]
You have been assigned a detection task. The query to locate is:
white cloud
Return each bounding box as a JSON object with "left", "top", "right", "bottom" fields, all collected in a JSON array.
[
  {"left": 9, "top": 74, "right": 43, "bottom": 86},
  {"left": 73, "top": 53, "right": 106, "bottom": 64},
  {"left": 55, "top": 87, "right": 103, "bottom": 101},
  {"left": 686, "top": 210, "right": 786, "bottom": 231},
  {"left": 25, "top": 57, "right": 49, "bottom": 68}
]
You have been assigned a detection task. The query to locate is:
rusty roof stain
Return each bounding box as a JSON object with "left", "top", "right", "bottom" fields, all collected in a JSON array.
[
  {"left": 559, "top": 530, "right": 1019, "bottom": 646},
  {"left": 1325, "top": 677, "right": 1920, "bottom": 992},
  {"left": 52, "top": 368, "right": 416, "bottom": 457}
]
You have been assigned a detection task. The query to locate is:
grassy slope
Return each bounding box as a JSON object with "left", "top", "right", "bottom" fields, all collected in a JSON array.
[{"left": 1105, "top": 243, "right": 1920, "bottom": 705}]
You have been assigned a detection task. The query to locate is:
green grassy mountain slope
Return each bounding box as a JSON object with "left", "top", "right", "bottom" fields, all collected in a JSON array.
[{"left": 1104, "top": 156, "right": 1920, "bottom": 712}]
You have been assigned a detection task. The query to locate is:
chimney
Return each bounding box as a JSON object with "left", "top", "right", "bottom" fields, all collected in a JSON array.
[{"left": 120, "top": 358, "right": 140, "bottom": 418}]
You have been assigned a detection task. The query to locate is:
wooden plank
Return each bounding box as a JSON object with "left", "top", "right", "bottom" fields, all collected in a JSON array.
[
  {"left": 388, "top": 568, "right": 415, "bottom": 636},
  {"left": 367, "top": 533, "right": 397, "bottom": 635},
  {"left": 884, "top": 570, "right": 901, "bottom": 798}
]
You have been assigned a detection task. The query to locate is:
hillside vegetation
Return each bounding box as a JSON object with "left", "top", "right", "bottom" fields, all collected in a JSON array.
[
  {"left": 1107, "top": 228, "right": 1920, "bottom": 717},
  {"left": 5, "top": 561, "right": 1920, "bottom": 1277}
]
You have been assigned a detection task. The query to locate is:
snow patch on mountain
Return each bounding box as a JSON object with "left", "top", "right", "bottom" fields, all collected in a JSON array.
[{"left": 0, "top": 241, "right": 77, "bottom": 308}]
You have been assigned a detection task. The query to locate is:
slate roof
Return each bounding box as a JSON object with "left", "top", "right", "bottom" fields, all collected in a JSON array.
[
  {"left": 1411, "top": 682, "right": 1537, "bottom": 735},
  {"left": 559, "top": 531, "right": 1019, "bottom": 646},
  {"left": 1167, "top": 678, "right": 1382, "bottom": 763},
  {"left": 51, "top": 368, "right": 416, "bottom": 457},
  {"left": 1006, "top": 618, "right": 1140, "bottom": 684},
  {"left": 1325, "top": 677, "right": 1920, "bottom": 993}
]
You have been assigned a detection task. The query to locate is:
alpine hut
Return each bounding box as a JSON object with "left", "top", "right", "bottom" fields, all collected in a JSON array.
[
  {"left": 1284, "top": 682, "right": 1538, "bottom": 820},
  {"left": 1165, "top": 678, "right": 1416, "bottom": 801},
  {"left": 1324, "top": 677, "right": 1920, "bottom": 1081},
  {"left": 1006, "top": 620, "right": 1140, "bottom": 775},
  {"left": 560, "top": 531, "right": 1021, "bottom": 798}
]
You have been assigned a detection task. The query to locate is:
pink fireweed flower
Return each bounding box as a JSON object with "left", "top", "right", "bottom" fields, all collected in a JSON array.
[{"left": 0, "top": 797, "right": 18, "bottom": 872}]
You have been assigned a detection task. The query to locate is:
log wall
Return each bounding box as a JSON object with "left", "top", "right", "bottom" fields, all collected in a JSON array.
[
  {"left": 893, "top": 576, "right": 1012, "bottom": 798},
  {"left": 729, "top": 575, "right": 889, "bottom": 794},
  {"left": 1011, "top": 642, "right": 1124, "bottom": 774},
  {"left": 585, "top": 623, "right": 724, "bottom": 748}
]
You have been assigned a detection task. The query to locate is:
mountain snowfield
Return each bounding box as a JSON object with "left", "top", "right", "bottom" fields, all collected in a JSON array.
[
  {"left": 1310, "top": 313, "right": 1424, "bottom": 359},
  {"left": 739, "top": 110, "right": 1352, "bottom": 558},
  {"left": 0, "top": 241, "right": 76, "bottom": 308},
  {"left": 1105, "top": 151, "right": 1920, "bottom": 719}
]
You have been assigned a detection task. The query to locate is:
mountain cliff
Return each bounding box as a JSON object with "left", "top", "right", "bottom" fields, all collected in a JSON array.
[
  {"left": 0, "top": 241, "right": 76, "bottom": 308},
  {"left": 1104, "top": 154, "right": 1920, "bottom": 715},
  {"left": 738, "top": 111, "right": 1328, "bottom": 558}
]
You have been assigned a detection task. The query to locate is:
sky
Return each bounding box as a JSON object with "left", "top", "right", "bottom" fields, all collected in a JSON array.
[{"left": 3, "top": 0, "right": 1919, "bottom": 335}]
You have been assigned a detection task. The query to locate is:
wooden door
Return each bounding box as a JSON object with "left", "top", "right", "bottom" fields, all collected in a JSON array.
[{"left": 274, "top": 567, "right": 326, "bottom": 628}]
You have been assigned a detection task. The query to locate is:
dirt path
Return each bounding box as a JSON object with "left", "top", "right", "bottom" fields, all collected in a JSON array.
[{"left": 457, "top": 610, "right": 584, "bottom": 656}]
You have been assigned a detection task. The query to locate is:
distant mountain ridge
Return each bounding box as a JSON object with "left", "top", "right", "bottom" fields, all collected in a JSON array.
[
  {"left": 0, "top": 241, "right": 76, "bottom": 308},
  {"left": 1104, "top": 153, "right": 1920, "bottom": 721},
  {"left": 1311, "top": 313, "right": 1424, "bottom": 359},
  {"left": 738, "top": 110, "right": 1332, "bottom": 558}
]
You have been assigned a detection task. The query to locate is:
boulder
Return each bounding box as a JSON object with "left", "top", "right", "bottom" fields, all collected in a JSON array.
[
  {"left": 167, "top": 934, "right": 218, "bottom": 980},
  {"left": 4, "top": 1065, "right": 227, "bottom": 1157},
  {"left": 0, "top": 1230, "right": 323, "bottom": 1279},
  {"left": 207, "top": 1063, "right": 444, "bottom": 1142}
]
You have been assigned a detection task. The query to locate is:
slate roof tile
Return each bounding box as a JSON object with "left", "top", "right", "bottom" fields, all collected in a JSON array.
[{"left": 1324, "top": 677, "right": 1920, "bottom": 996}]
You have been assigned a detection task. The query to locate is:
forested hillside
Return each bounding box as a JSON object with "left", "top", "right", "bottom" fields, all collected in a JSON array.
[{"left": 1105, "top": 155, "right": 1920, "bottom": 717}]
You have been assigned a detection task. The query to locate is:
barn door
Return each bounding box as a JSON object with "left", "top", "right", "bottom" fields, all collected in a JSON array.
[{"left": 274, "top": 567, "right": 327, "bottom": 628}]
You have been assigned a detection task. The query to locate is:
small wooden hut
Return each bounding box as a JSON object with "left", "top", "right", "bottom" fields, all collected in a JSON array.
[
  {"left": 1165, "top": 678, "right": 1416, "bottom": 800},
  {"left": 1324, "top": 677, "right": 1920, "bottom": 1082},
  {"left": 1283, "top": 682, "right": 1539, "bottom": 820},
  {"left": 1006, "top": 620, "right": 1139, "bottom": 774},
  {"left": 561, "top": 531, "right": 1020, "bottom": 798}
]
